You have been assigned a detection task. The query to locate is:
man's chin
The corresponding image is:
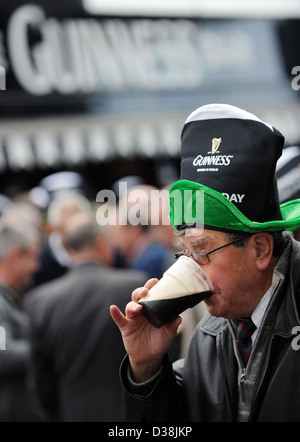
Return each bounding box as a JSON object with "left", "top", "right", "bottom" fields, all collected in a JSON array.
[{"left": 204, "top": 293, "right": 228, "bottom": 318}]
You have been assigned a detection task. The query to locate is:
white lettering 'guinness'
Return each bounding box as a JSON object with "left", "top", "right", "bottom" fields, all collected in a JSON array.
[
  {"left": 193, "top": 154, "right": 233, "bottom": 167},
  {"left": 6, "top": 5, "right": 204, "bottom": 96}
]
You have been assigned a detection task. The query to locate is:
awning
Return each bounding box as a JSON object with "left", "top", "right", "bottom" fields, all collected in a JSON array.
[
  {"left": 0, "top": 103, "right": 300, "bottom": 172},
  {"left": 0, "top": 112, "right": 183, "bottom": 172}
]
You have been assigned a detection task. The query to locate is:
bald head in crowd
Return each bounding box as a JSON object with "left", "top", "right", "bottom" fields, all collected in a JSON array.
[{"left": 62, "top": 213, "right": 114, "bottom": 267}]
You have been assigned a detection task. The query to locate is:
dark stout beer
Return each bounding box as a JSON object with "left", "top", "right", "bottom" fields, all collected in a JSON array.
[
  {"left": 140, "top": 289, "right": 212, "bottom": 328},
  {"left": 139, "top": 256, "right": 213, "bottom": 328}
]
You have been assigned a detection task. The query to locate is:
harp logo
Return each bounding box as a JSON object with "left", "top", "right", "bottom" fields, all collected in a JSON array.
[
  {"left": 211, "top": 138, "right": 222, "bottom": 154},
  {"left": 193, "top": 137, "right": 233, "bottom": 171}
]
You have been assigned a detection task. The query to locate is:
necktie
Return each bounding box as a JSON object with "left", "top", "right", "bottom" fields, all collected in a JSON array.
[{"left": 236, "top": 319, "right": 256, "bottom": 365}]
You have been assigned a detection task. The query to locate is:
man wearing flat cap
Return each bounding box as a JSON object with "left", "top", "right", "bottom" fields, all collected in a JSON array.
[{"left": 111, "top": 104, "right": 300, "bottom": 422}]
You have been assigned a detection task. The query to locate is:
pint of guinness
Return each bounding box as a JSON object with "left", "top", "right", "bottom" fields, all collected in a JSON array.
[{"left": 139, "top": 256, "right": 213, "bottom": 328}]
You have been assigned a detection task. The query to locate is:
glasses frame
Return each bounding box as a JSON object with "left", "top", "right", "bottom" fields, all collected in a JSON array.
[{"left": 175, "top": 236, "right": 248, "bottom": 266}]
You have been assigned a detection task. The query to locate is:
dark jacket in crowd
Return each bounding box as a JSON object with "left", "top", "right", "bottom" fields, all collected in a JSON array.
[
  {"left": 0, "top": 286, "right": 45, "bottom": 422},
  {"left": 30, "top": 238, "right": 69, "bottom": 289},
  {"left": 27, "top": 262, "right": 147, "bottom": 422},
  {"left": 121, "top": 238, "right": 300, "bottom": 422}
]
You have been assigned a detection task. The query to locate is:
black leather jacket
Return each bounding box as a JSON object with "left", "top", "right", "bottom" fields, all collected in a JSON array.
[{"left": 121, "top": 238, "right": 300, "bottom": 422}]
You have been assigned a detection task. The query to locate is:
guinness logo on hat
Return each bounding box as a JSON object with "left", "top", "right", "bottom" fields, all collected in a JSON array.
[
  {"left": 169, "top": 105, "right": 300, "bottom": 233},
  {"left": 211, "top": 138, "right": 222, "bottom": 154},
  {"left": 178, "top": 103, "right": 285, "bottom": 227}
]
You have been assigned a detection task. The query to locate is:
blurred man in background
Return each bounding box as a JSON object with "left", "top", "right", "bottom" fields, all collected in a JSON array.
[
  {"left": 0, "top": 221, "right": 45, "bottom": 422},
  {"left": 110, "top": 185, "right": 176, "bottom": 280},
  {"left": 26, "top": 213, "right": 147, "bottom": 422},
  {"left": 30, "top": 193, "right": 93, "bottom": 288},
  {"left": 2, "top": 201, "right": 43, "bottom": 233}
]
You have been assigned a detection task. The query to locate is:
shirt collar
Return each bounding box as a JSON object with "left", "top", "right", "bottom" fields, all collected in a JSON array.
[{"left": 251, "top": 239, "right": 291, "bottom": 341}]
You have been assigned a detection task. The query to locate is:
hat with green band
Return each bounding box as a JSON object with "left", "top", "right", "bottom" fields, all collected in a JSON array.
[{"left": 169, "top": 104, "right": 300, "bottom": 233}]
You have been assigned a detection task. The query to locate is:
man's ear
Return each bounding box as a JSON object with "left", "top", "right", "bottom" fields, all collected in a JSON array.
[{"left": 250, "top": 233, "right": 274, "bottom": 271}]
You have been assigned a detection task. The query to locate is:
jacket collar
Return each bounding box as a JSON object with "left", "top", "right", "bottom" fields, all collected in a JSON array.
[
  {"left": 272, "top": 238, "right": 300, "bottom": 338},
  {"left": 200, "top": 314, "right": 227, "bottom": 337}
]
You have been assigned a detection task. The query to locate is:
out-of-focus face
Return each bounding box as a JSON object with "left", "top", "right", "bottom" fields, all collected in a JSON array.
[
  {"left": 180, "top": 229, "right": 273, "bottom": 319},
  {"left": 12, "top": 243, "right": 40, "bottom": 292}
]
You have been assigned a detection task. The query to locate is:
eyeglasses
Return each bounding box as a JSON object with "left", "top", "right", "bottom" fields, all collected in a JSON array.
[{"left": 175, "top": 236, "right": 247, "bottom": 266}]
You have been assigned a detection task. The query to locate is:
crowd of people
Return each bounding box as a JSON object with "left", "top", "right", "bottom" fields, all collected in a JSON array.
[
  {"left": 0, "top": 112, "right": 299, "bottom": 422},
  {"left": 0, "top": 173, "right": 196, "bottom": 422}
]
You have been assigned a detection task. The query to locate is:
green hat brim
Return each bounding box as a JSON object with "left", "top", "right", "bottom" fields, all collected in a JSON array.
[{"left": 169, "top": 180, "right": 300, "bottom": 233}]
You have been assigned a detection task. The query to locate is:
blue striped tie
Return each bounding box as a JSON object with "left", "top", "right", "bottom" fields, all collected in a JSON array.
[{"left": 236, "top": 319, "right": 256, "bottom": 365}]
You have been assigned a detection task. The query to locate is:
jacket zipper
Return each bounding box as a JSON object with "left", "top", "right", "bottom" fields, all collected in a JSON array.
[
  {"left": 240, "top": 368, "right": 247, "bottom": 403},
  {"left": 249, "top": 335, "right": 277, "bottom": 421},
  {"left": 217, "top": 332, "right": 233, "bottom": 421}
]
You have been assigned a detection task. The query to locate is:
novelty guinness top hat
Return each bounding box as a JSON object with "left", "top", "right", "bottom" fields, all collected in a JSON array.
[{"left": 169, "top": 104, "right": 300, "bottom": 232}]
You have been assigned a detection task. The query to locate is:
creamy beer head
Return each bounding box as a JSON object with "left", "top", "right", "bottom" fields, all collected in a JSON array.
[{"left": 139, "top": 256, "right": 213, "bottom": 328}]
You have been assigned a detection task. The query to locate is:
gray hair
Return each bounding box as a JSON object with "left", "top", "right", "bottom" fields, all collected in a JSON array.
[
  {"left": 2, "top": 202, "right": 42, "bottom": 230},
  {"left": 0, "top": 221, "right": 39, "bottom": 260},
  {"left": 63, "top": 217, "right": 104, "bottom": 252},
  {"left": 47, "top": 194, "right": 93, "bottom": 228},
  {"left": 225, "top": 230, "right": 292, "bottom": 257}
]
